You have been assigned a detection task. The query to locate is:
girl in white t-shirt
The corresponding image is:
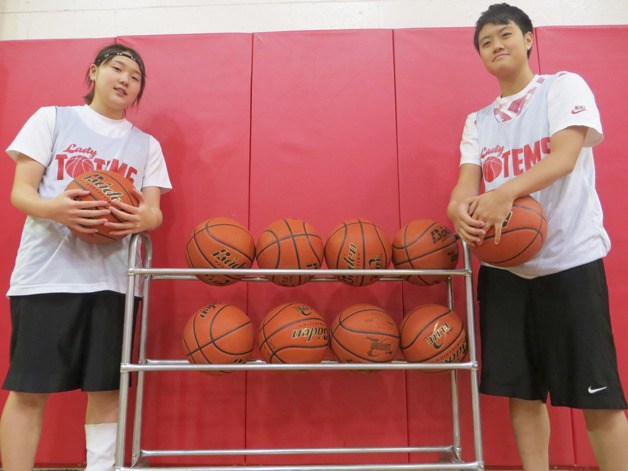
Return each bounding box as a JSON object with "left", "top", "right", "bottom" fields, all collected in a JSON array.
[{"left": 1, "top": 44, "right": 171, "bottom": 470}]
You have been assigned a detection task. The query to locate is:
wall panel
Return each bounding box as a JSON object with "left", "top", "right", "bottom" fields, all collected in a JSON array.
[
  {"left": 246, "top": 29, "right": 406, "bottom": 465},
  {"left": 536, "top": 26, "right": 628, "bottom": 467}
]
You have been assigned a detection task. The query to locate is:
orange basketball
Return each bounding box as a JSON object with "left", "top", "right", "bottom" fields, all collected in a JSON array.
[
  {"left": 185, "top": 217, "right": 256, "bottom": 286},
  {"left": 392, "top": 219, "right": 459, "bottom": 286},
  {"left": 255, "top": 219, "right": 324, "bottom": 287},
  {"left": 324, "top": 219, "right": 392, "bottom": 286},
  {"left": 330, "top": 304, "right": 400, "bottom": 363},
  {"left": 65, "top": 169, "right": 139, "bottom": 244},
  {"left": 470, "top": 195, "right": 547, "bottom": 267},
  {"left": 182, "top": 303, "right": 255, "bottom": 374},
  {"left": 400, "top": 304, "right": 467, "bottom": 370},
  {"left": 258, "top": 302, "right": 329, "bottom": 363}
]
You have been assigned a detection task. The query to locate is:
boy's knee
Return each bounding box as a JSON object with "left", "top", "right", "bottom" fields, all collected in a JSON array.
[{"left": 583, "top": 409, "right": 627, "bottom": 430}]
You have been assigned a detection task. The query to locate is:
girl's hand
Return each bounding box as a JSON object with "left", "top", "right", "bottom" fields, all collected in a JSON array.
[
  {"left": 105, "top": 188, "right": 161, "bottom": 237},
  {"left": 50, "top": 189, "right": 111, "bottom": 234}
]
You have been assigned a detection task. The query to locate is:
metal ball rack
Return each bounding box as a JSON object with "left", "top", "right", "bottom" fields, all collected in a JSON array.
[{"left": 115, "top": 233, "right": 484, "bottom": 471}]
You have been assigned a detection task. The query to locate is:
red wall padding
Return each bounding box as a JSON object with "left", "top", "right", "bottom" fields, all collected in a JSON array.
[
  {"left": 0, "top": 26, "right": 626, "bottom": 468},
  {"left": 535, "top": 26, "right": 628, "bottom": 467},
  {"left": 246, "top": 30, "right": 405, "bottom": 465}
]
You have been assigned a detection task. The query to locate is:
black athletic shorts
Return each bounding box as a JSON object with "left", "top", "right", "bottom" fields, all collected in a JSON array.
[
  {"left": 477, "top": 259, "right": 627, "bottom": 409},
  {"left": 3, "top": 291, "right": 139, "bottom": 393}
]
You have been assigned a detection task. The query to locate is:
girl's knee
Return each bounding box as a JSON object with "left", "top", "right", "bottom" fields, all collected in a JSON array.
[{"left": 8, "top": 391, "right": 48, "bottom": 410}]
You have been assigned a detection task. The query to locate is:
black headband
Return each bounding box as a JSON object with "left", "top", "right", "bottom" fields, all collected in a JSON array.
[{"left": 101, "top": 51, "right": 144, "bottom": 74}]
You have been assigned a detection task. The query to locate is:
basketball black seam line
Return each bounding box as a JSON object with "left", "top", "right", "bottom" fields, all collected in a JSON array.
[
  {"left": 262, "top": 317, "right": 327, "bottom": 343},
  {"left": 409, "top": 330, "right": 466, "bottom": 363},
  {"left": 70, "top": 178, "right": 126, "bottom": 227},
  {"left": 398, "top": 221, "right": 438, "bottom": 248},
  {"left": 395, "top": 238, "right": 458, "bottom": 265},
  {"left": 259, "top": 303, "right": 299, "bottom": 350},
  {"left": 188, "top": 306, "right": 252, "bottom": 356},
  {"left": 200, "top": 223, "right": 255, "bottom": 264},
  {"left": 400, "top": 308, "right": 452, "bottom": 349},
  {"left": 332, "top": 306, "right": 387, "bottom": 334},
  {"left": 331, "top": 223, "right": 348, "bottom": 269},
  {"left": 82, "top": 170, "right": 138, "bottom": 207},
  {"left": 481, "top": 229, "right": 542, "bottom": 263},
  {"left": 331, "top": 309, "right": 398, "bottom": 336},
  {"left": 330, "top": 337, "right": 394, "bottom": 363},
  {"left": 286, "top": 220, "right": 304, "bottom": 280},
  {"left": 262, "top": 303, "right": 298, "bottom": 328},
  {"left": 205, "top": 307, "right": 252, "bottom": 355},
  {"left": 188, "top": 235, "right": 252, "bottom": 275},
  {"left": 299, "top": 220, "right": 324, "bottom": 266}
]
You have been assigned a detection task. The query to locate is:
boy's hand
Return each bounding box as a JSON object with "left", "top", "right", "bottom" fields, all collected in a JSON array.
[
  {"left": 449, "top": 196, "right": 486, "bottom": 246},
  {"left": 469, "top": 189, "right": 514, "bottom": 244}
]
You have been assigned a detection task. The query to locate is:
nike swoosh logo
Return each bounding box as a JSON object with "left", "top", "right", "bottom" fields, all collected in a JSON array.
[
  {"left": 571, "top": 109, "right": 586, "bottom": 114},
  {"left": 588, "top": 386, "right": 608, "bottom": 394}
]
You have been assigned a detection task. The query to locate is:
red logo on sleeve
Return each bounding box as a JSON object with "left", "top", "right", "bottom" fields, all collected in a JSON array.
[{"left": 571, "top": 106, "right": 586, "bottom": 114}]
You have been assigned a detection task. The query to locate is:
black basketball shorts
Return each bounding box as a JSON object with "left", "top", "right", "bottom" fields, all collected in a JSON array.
[
  {"left": 477, "top": 259, "right": 627, "bottom": 409},
  {"left": 3, "top": 291, "right": 139, "bottom": 393}
]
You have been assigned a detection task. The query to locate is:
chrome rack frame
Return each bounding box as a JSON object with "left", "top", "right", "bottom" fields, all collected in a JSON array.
[{"left": 115, "top": 233, "right": 484, "bottom": 471}]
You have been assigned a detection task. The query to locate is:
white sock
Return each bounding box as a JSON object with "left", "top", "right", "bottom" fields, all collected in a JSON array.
[{"left": 85, "top": 422, "right": 117, "bottom": 471}]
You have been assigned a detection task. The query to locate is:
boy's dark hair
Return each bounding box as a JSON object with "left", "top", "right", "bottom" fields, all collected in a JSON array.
[
  {"left": 84, "top": 43, "right": 147, "bottom": 106},
  {"left": 474, "top": 3, "right": 534, "bottom": 57}
]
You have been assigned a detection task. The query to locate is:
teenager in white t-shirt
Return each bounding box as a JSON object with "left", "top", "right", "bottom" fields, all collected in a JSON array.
[
  {"left": 1, "top": 44, "right": 171, "bottom": 471},
  {"left": 447, "top": 3, "right": 628, "bottom": 469}
]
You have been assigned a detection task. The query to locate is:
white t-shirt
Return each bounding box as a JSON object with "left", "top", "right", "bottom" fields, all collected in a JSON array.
[
  {"left": 459, "top": 72, "right": 609, "bottom": 278},
  {"left": 6, "top": 105, "right": 172, "bottom": 296}
]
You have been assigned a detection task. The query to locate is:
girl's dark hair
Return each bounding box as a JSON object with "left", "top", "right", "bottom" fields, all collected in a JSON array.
[
  {"left": 473, "top": 3, "right": 534, "bottom": 57},
  {"left": 83, "top": 43, "right": 147, "bottom": 106}
]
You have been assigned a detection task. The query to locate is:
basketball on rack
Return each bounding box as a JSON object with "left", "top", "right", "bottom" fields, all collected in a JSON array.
[
  {"left": 185, "top": 217, "right": 256, "bottom": 286},
  {"left": 258, "top": 302, "right": 329, "bottom": 363},
  {"left": 470, "top": 194, "right": 547, "bottom": 267},
  {"left": 392, "top": 219, "right": 459, "bottom": 286},
  {"left": 400, "top": 304, "right": 467, "bottom": 371},
  {"left": 182, "top": 303, "right": 255, "bottom": 374},
  {"left": 324, "top": 218, "right": 392, "bottom": 287},
  {"left": 255, "top": 218, "right": 324, "bottom": 287},
  {"left": 330, "top": 303, "right": 400, "bottom": 364},
  {"left": 65, "top": 169, "right": 139, "bottom": 244}
]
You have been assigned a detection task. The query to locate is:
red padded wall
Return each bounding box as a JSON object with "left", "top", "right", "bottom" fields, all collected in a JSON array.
[
  {"left": 120, "top": 33, "right": 254, "bottom": 465},
  {"left": 536, "top": 26, "right": 628, "bottom": 467},
  {"left": 246, "top": 29, "right": 405, "bottom": 465},
  {"left": 0, "top": 38, "right": 115, "bottom": 466}
]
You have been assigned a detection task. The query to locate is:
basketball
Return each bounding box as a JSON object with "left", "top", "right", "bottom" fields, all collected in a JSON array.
[
  {"left": 400, "top": 304, "right": 467, "bottom": 370},
  {"left": 182, "top": 303, "right": 255, "bottom": 374},
  {"left": 330, "top": 304, "right": 400, "bottom": 364},
  {"left": 185, "top": 217, "right": 256, "bottom": 286},
  {"left": 470, "top": 195, "right": 547, "bottom": 267},
  {"left": 392, "top": 219, "right": 459, "bottom": 286},
  {"left": 258, "top": 302, "right": 329, "bottom": 363},
  {"left": 65, "top": 169, "right": 139, "bottom": 244},
  {"left": 255, "top": 218, "right": 324, "bottom": 287},
  {"left": 324, "top": 219, "right": 392, "bottom": 287}
]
